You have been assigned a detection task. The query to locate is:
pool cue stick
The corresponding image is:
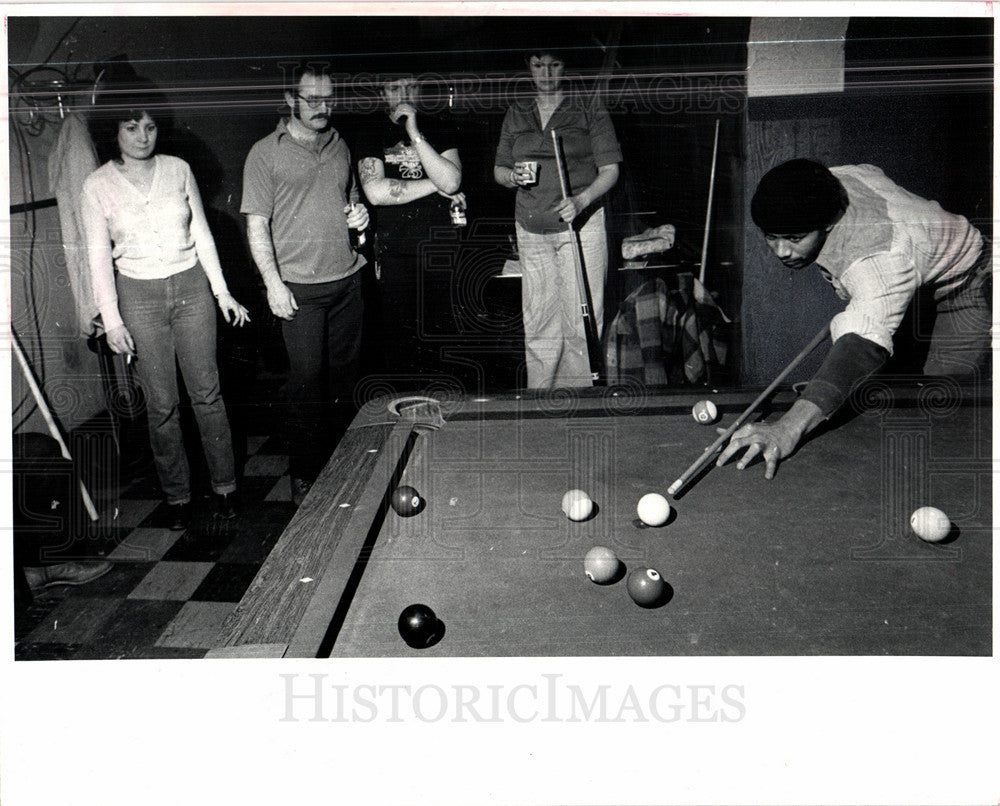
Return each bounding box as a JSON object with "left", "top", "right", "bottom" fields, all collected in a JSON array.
[
  {"left": 11, "top": 329, "right": 100, "bottom": 521},
  {"left": 666, "top": 323, "right": 830, "bottom": 497},
  {"left": 698, "top": 120, "right": 720, "bottom": 285},
  {"left": 551, "top": 128, "right": 604, "bottom": 384}
]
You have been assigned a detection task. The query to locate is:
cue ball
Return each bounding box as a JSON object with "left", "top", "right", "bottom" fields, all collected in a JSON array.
[
  {"left": 584, "top": 546, "right": 620, "bottom": 584},
  {"left": 636, "top": 493, "right": 671, "bottom": 526},
  {"left": 627, "top": 568, "right": 666, "bottom": 607},
  {"left": 910, "top": 506, "right": 951, "bottom": 542},
  {"left": 692, "top": 400, "right": 718, "bottom": 424},
  {"left": 397, "top": 603, "right": 439, "bottom": 648},
  {"left": 561, "top": 489, "right": 593, "bottom": 521},
  {"left": 391, "top": 485, "right": 422, "bottom": 517}
]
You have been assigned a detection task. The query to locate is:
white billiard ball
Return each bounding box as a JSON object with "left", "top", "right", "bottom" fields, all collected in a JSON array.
[
  {"left": 910, "top": 506, "right": 951, "bottom": 543},
  {"left": 561, "top": 489, "right": 593, "bottom": 522},
  {"left": 637, "top": 493, "right": 671, "bottom": 527}
]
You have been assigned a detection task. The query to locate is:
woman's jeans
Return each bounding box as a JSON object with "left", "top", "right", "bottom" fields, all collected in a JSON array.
[{"left": 117, "top": 266, "right": 237, "bottom": 504}]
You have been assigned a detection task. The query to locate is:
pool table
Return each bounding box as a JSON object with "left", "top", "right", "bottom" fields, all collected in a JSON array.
[{"left": 214, "top": 381, "right": 992, "bottom": 658}]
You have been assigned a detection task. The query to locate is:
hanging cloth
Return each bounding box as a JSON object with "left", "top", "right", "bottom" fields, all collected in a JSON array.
[
  {"left": 606, "top": 278, "right": 671, "bottom": 386},
  {"left": 607, "top": 275, "right": 731, "bottom": 386},
  {"left": 47, "top": 111, "right": 100, "bottom": 336},
  {"left": 664, "top": 272, "right": 731, "bottom": 385}
]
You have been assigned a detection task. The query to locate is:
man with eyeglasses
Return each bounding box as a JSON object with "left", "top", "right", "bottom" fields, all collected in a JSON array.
[{"left": 242, "top": 62, "right": 369, "bottom": 505}]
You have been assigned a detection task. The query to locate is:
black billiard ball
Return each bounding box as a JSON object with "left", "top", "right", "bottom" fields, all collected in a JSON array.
[
  {"left": 398, "top": 603, "right": 440, "bottom": 648},
  {"left": 391, "top": 485, "right": 423, "bottom": 517},
  {"left": 627, "top": 567, "right": 666, "bottom": 607}
]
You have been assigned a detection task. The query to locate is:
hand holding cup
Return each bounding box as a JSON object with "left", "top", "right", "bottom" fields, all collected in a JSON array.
[{"left": 513, "top": 161, "right": 539, "bottom": 186}]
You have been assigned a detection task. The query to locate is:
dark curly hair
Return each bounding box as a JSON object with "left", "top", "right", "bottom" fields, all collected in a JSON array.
[
  {"left": 88, "top": 78, "right": 174, "bottom": 164},
  {"left": 750, "top": 159, "right": 849, "bottom": 234}
]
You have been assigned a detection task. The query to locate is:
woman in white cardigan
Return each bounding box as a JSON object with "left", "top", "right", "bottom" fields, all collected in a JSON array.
[{"left": 82, "top": 84, "right": 249, "bottom": 529}]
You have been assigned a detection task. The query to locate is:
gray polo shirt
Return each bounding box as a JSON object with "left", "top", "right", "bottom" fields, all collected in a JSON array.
[{"left": 242, "top": 118, "right": 365, "bottom": 284}]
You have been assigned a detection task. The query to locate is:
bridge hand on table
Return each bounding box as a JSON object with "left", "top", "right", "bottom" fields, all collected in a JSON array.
[
  {"left": 715, "top": 420, "right": 800, "bottom": 480},
  {"left": 715, "top": 398, "right": 825, "bottom": 480}
]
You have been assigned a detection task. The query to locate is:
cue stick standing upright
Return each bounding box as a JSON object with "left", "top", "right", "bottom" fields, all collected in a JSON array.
[
  {"left": 667, "top": 324, "right": 831, "bottom": 497},
  {"left": 11, "top": 328, "right": 100, "bottom": 521},
  {"left": 551, "top": 128, "right": 604, "bottom": 385},
  {"left": 698, "top": 119, "right": 720, "bottom": 286}
]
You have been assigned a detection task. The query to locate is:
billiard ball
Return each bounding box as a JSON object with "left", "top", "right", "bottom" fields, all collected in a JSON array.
[
  {"left": 692, "top": 399, "right": 718, "bottom": 424},
  {"left": 397, "top": 603, "right": 440, "bottom": 648},
  {"left": 584, "top": 546, "right": 620, "bottom": 584},
  {"left": 910, "top": 506, "right": 951, "bottom": 543},
  {"left": 636, "top": 493, "right": 670, "bottom": 526},
  {"left": 627, "top": 567, "right": 666, "bottom": 607},
  {"left": 561, "top": 489, "right": 593, "bottom": 521},
  {"left": 391, "top": 485, "right": 423, "bottom": 517}
]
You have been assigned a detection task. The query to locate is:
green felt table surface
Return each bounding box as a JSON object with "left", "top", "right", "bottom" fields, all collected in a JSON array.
[{"left": 218, "top": 384, "right": 992, "bottom": 658}]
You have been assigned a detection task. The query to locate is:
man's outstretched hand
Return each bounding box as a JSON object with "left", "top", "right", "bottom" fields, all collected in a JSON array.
[{"left": 716, "top": 398, "right": 825, "bottom": 480}]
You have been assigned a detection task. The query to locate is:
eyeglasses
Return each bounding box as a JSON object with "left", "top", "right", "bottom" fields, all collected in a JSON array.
[{"left": 295, "top": 93, "right": 335, "bottom": 109}]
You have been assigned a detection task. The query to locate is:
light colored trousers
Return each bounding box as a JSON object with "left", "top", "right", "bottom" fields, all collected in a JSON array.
[{"left": 515, "top": 208, "right": 607, "bottom": 389}]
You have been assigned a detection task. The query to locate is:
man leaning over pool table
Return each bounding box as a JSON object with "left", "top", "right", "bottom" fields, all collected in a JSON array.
[{"left": 718, "top": 158, "right": 992, "bottom": 479}]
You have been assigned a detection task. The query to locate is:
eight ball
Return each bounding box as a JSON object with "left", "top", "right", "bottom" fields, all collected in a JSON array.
[
  {"left": 391, "top": 485, "right": 423, "bottom": 517},
  {"left": 627, "top": 567, "right": 666, "bottom": 607},
  {"left": 397, "top": 603, "right": 440, "bottom": 648}
]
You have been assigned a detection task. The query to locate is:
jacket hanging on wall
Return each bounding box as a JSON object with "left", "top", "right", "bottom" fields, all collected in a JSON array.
[
  {"left": 47, "top": 111, "right": 100, "bottom": 337},
  {"left": 606, "top": 275, "right": 731, "bottom": 386}
]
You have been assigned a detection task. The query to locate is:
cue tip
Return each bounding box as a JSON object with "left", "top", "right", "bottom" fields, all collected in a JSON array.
[{"left": 667, "top": 479, "right": 682, "bottom": 497}]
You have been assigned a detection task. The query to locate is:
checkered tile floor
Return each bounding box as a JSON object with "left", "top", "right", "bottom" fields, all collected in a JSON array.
[{"left": 14, "top": 434, "right": 299, "bottom": 661}]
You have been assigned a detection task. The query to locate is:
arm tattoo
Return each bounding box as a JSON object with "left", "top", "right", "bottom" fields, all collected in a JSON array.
[
  {"left": 388, "top": 179, "right": 404, "bottom": 199},
  {"left": 358, "top": 157, "right": 380, "bottom": 183}
]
